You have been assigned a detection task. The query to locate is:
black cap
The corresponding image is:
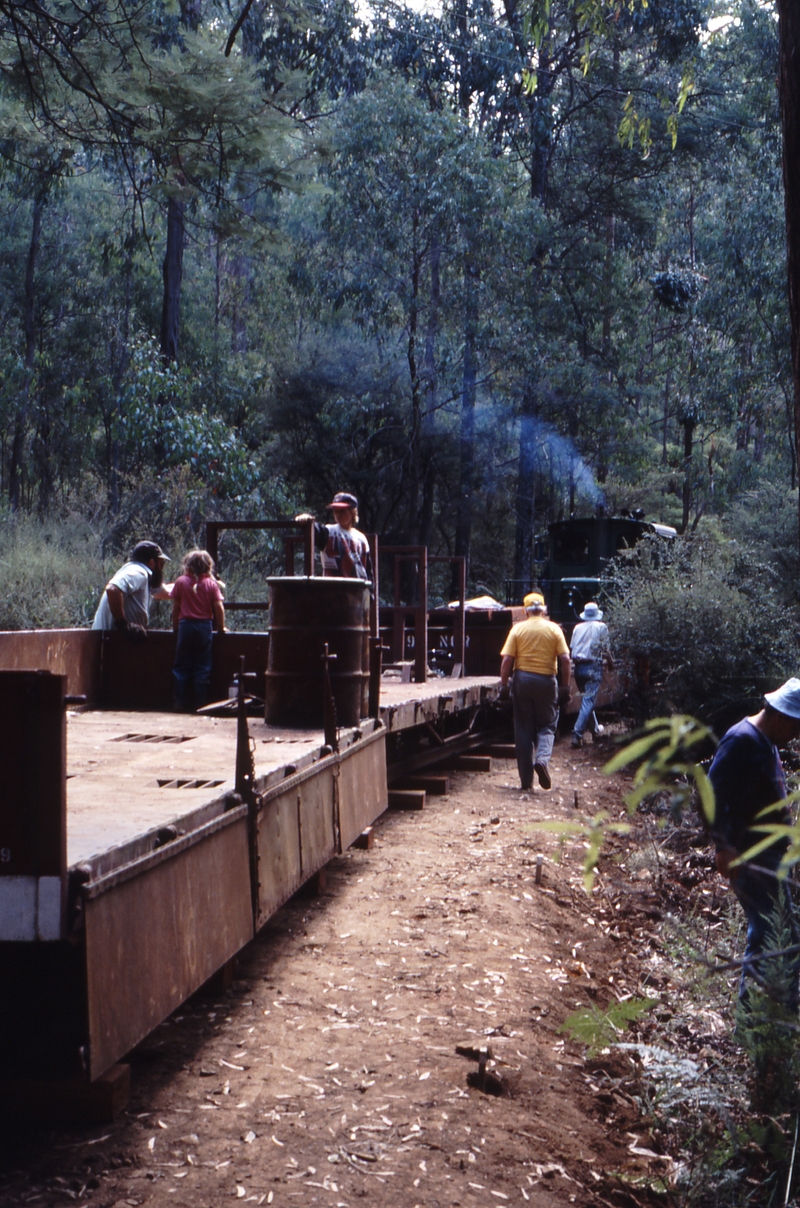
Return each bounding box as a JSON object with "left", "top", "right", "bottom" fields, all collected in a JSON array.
[
  {"left": 131, "top": 541, "right": 170, "bottom": 564},
  {"left": 326, "top": 492, "right": 358, "bottom": 509}
]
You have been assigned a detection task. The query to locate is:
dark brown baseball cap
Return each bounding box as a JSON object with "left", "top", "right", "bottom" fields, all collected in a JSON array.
[{"left": 131, "top": 540, "right": 170, "bottom": 564}]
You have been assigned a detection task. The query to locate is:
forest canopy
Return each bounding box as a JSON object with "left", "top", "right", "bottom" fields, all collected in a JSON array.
[{"left": 0, "top": 0, "right": 795, "bottom": 609}]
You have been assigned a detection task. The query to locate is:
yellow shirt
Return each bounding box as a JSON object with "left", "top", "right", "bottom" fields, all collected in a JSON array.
[{"left": 501, "top": 616, "right": 569, "bottom": 676}]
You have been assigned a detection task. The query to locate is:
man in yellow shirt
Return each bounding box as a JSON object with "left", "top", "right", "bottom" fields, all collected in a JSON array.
[{"left": 499, "top": 592, "right": 571, "bottom": 791}]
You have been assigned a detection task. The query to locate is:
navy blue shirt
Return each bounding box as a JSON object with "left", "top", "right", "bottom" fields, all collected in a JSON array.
[{"left": 708, "top": 718, "right": 789, "bottom": 866}]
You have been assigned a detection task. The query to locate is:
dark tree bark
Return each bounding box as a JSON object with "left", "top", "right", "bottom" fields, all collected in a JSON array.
[
  {"left": 662, "top": 369, "right": 671, "bottom": 465},
  {"left": 601, "top": 213, "right": 615, "bottom": 357},
  {"left": 455, "top": 0, "right": 470, "bottom": 116},
  {"left": 418, "top": 236, "right": 440, "bottom": 547},
  {"left": 229, "top": 245, "right": 251, "bottom": 355},
  {"left": 529, "top": 36, "right": 552, "bottom": 205},
  {"left": 181, "top": 0, "right": 202, "bottom": 29},
  {"left": 158, "top": 0, "right": 199, "bottom": 367},
  {"left": 423, "top": 238, "right": 440, "bottom": 425},
  {"left": 406, "top": 212, "right": 425, "bottom": 535},
  {"left": 680, "top": 415, "right": 696, "bottom": 535},
  {"left": 600, "top": 46, "right": 619, "bottom": 359},
  {"left": 452, "top": 18, "right": 482, "bottom": 591},
  {"left": 777, "top": 1, "right": 800, "bottom": 545},
  {"left": 9, "top": 195, "right": 43, "bottom": 510},
  {"left": 783, "top": 383, "right": 797, "bottom": 490},
  {"left": 34, "top": 408, "right": 53, "bottom": 514},
  {"left": 513, "top": 401, "right": 537, "bottom": 589},
  {"left": 160, "top": 194, "right": 185, "bottom": 364},
  {"left": 454, "top": 258, "right": 478, "bottom": 584},
  {"left": 107, "top": 194, "right": 136, "bottom": 513}
]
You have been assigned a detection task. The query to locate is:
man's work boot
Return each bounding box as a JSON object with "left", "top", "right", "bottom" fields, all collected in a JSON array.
[
  {"left": 571, "top": 733, "right": 582, "bottom": 748},
  {"left": 534, "top": 762, "right": 552, "bottom": 791}
]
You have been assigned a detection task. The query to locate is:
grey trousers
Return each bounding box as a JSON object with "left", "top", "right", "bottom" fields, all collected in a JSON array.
[{"left": 512, "top": 670, "right": 558, "bottom": 788}]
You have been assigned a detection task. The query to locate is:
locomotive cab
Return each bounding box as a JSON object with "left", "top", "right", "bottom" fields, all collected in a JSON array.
[{"left": 542, "top": 515, "right": 676, "bottom": 625}]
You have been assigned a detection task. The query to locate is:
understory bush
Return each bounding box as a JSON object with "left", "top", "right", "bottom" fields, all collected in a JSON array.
[
  {"left": 606, "top": 533, "right": 800, "bottom": 726},
  {"left": 0, "top": 511, "right": 106, "bottom": 629},
  {"left": 591, "top": 725, "right": 800, "bottom": 1206}
]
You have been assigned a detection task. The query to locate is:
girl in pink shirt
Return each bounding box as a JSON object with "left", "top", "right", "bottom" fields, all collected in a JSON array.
[{"left": 171, "top": 550, "right": 225, "bottom": 711}]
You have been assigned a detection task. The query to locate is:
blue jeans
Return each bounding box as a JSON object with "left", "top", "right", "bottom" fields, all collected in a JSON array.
[
  {"left": 573, "top": 659, "right": 602, "bottom": 737},
  {"left": 731, "top": 862, "right": 800, "bottom": 1010},
  {"left": 173, "top": 618, "right": 214, "bottom": 711},
  {"left": 512, "top": 671, "right": 558, "bottom": 789}
]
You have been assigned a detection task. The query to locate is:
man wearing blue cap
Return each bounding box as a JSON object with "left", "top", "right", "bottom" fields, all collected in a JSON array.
[{"left": 709, "top": 678, "right": 800, "bottom": 1009}]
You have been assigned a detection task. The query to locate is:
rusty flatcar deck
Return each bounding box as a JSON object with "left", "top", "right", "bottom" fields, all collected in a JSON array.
[
  {"left": 65, "top": 710, "right": 322, "bottom": 872},
  {"left": 378, "top": 675, "right": 498, "bottom": 730},
  {"left": 0, "top": 658, "right": 502, "bottom": 1103},
  {"left": 65, "top": 676, "right": 499, "bottom": 873}
]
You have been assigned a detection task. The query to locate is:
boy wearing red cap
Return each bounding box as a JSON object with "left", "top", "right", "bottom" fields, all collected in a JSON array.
[{"left": 295, "top": 492, "right": 373, "bottom": 580}]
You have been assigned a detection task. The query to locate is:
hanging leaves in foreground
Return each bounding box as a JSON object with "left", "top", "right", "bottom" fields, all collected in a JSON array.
[
  {"left": 604, "top": 715, "right": 717, "bottom": 826},
  {"left": 528, "top": 813, "right": 631, "bottom": 891}
]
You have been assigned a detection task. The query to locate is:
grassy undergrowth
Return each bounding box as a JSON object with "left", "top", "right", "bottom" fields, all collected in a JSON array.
[
  {"left": 0, "top": 490, "right": 283, "bottom": 631},
  {"left": 562, "top": 795, "right": 800, "bottom": 1207},
  {"left": 0, "top": 513, "right": 106, "bottom": 629}
]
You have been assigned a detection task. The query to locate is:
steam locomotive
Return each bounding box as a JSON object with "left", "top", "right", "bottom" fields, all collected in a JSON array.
[{"left": 538, "top": 512, "right": 676, "bottom": 626}]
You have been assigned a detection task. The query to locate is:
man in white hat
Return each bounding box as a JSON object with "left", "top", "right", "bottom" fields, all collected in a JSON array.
[
  {"left": 709, "top": 679, "right": 800, "bottom": 1009},
  {"left": 499, "top": 591, "right": 571, "bottom": 791},
  {"left": 569, "top": 601, "right": 613, "bottom": 748}
]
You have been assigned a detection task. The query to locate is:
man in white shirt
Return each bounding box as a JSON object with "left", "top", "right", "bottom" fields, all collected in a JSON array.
[
  {"left": 569, "top": 601, "right": 613, "bottom": 747},
  {"left": 92, "top": 541, "right": 171, "bottom": 637}
]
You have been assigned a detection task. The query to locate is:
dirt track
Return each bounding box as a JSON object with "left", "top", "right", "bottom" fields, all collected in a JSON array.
[{"left": 0, "top": 733, "right": 676, "bottom": 1208}]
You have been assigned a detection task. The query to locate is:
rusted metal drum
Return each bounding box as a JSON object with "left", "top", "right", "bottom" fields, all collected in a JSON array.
[{"left": 264, "top": 577, "right": 370, "bottom": 728}]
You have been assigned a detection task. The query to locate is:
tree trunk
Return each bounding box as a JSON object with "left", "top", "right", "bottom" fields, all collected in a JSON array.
[
  {"left": 407, "top": 217, "right": 424, "bottom": 533},
  {"left": 230, "top": 245, "right": 250, "bottom": 354},
  {"left": 35, "top": 408, "right": 53, "bottom": 515},
  {"left": 418, "top": 236, "right": 440, "bottom": 547},
  {"left": 513, "top": 401, "right": 536, "bottom": 591},
  {"left": 681, "top": 417, "right": 695, "bottom": 535},
  {"left": 157, "top": 0, "right": 198, "bottom": 366},
  {"left": 455, "top": 0, "right": 470, "bottom": 117},
  {"left": 777, "top": 0, "right": 800, "bottom": 546},
  {"left": 662, "top": 369, "right": 670, "bottom": 465},
  {"left": 160, "top": 195, "right": 185, "bottom": 364},
  {"left": 529, "top": 39, "right": 552, "bottom": 205},
  {"left": 108, "top": 196, "right": 135, "bottom": 513},
  {"left": 601, "top": 213, "right": 615, "bottom": 357},
  {"left": 181, "top": 0, "right": 202, "bottom": 29},
  {"left": 10, "top": 195, "right": 43, "bottom": 510},
  {"left": 455, "top": 258, "right": 478, "bottom": 586},
  {"left": 601, "top": 39, "right": 619, "bottom": 360},
  {"left": 423, "top": 238, "right": 440, "bottom": 430},
  {"left": 783, "top": 383, "right": 797, "bottom": 490},
  {"left": 215, "top": 228, "right": 222, "bottom": 332}
]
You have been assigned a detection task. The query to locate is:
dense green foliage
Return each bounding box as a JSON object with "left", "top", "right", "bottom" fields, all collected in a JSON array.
[
  {"left": 607, "top": 529, "right": 800, "bottom": 722},
  {"left": 0, "top": 0, "right": 796, "bottom": 617}
]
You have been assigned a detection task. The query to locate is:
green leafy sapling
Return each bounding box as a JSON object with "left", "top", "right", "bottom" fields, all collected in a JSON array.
[{"left": 603, "top": 714, "right": 716, "bottom": 828}]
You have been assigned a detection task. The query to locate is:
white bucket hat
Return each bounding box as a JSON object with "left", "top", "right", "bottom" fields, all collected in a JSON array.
[
  {"left": 764, "top": 678, "right": 800, "bottom": 719},
  {"left": 580, "top": 602, "right": 603, "bottom": 621}
]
